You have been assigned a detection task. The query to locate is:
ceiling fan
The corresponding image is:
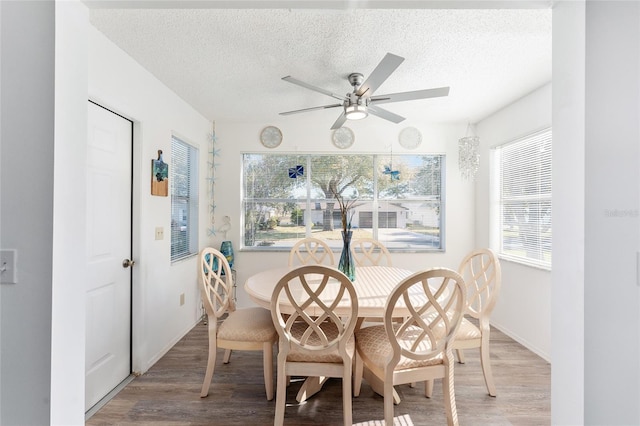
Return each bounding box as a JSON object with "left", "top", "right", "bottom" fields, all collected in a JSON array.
[{"left": 280, "top": 52, "right": 450, "bottom": 130}]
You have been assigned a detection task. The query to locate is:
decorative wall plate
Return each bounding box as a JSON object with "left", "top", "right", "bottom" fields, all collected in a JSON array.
[
  {"left": 260, "top": 126, "right": 282, "bottom": 148},
  {"left": 332, "top": 127, "right": 354, "bottom": 149},
  {"left": 399, "top": 127, "right": 422, "bottom": 150}
]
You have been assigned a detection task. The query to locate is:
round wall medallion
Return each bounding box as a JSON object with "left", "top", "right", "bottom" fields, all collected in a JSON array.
[
  {"left": 398, "top": 127, "right": 422, "bottom": 150},
  {"left": 332, "top": 127, "right": 354, "bottom": 149},
  {"left": 260, "top": 126, "right": 282, "bottom": 148}
]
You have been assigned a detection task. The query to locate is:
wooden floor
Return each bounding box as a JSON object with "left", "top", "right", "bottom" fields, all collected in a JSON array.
[{"left": 87, "top": 321, "right": 550, "bottom": 425}]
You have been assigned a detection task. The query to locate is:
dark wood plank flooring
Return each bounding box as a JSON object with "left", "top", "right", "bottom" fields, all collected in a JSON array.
[{"left": 86, "top": 321, "right": 550, "bottom": 425}]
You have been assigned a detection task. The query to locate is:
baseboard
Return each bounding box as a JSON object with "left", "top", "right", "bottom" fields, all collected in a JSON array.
[{"left": 491, "top": 321, "right": 550, "bottom": 363}]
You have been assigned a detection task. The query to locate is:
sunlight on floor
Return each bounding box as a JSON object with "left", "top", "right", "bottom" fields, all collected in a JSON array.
[{"left": 353, "top": 414, "right": 414, "bottom": 426}]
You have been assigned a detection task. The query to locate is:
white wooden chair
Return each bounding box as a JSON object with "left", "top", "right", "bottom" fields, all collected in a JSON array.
[
  {"left": 354, "top": 268, "right": 467, "bottom": 426},
  {"left": 199, "top": 247, "right": 277, "bottom": 399},
  {"left": 350, "top": 238, "right": 393, "bottom": 266},
  {"left": 452, "top": 248, "right": 502, "bottom": 396},
  {"left": 288, "top": 237, "right": 335, "bottom": 267},
  {"left": 271, "top": 265, "right": 358, "bottom": 426},
  {"left": 350, "top": 238, "right": 395, "bottom": 325}
]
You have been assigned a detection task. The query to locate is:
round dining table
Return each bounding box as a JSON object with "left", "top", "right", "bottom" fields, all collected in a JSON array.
[{"left": 244, "top": 265, "right": 416, "bottom": 319}]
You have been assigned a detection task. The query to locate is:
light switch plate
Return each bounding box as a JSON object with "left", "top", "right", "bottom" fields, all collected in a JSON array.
[
  {"left": 155, "top": 227, "right": 164, "bottom": 240},
  {"left": 0, "top": 249, "right": 17, "bottom": 284}
]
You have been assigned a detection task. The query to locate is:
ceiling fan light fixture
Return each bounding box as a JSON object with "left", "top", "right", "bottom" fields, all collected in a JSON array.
[{"left": 345, "top": 104, "right": 368, "bottom": 120}]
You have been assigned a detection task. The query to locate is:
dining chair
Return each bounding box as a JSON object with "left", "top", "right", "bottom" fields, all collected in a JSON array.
[
  {"left": 353, "top": 268, "right": 467, "bottom": 426},
  {"left": 452, "top": 248, "right": 502, "bottom": 396},
  {"left": 288, "top": 237, "right": 335, "bottom": 266},
  {"left": 271, "top": 265, "right": 358, "bottom": 426},
  {"left": 350, "top": 237, "right": 393, "bottom": 267},
  {"left": 349, "top": 238, "right": 396, "bottom": 326},
  {"left": 199, "top": 247, "right": 277, "bottom": 400}
]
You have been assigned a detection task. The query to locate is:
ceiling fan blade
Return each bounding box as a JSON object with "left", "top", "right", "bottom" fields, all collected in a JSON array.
[
  {"left": 369, "top": 86, "right": 450, "bottom": 105},
  {"left": 355, "top": 53, "right": 404, "bottom": 97},
  {"left": 282, "top": 76, "right": 346, "bottom": 102},
  {"left": 280, "top": 104, "right": 342, "bottom": 116},
  {"left": 367, "top": 104, "right": 405, "bottom": 124},
  {"left": 331, "top": 112, "right": 348, "bottom": 130}
]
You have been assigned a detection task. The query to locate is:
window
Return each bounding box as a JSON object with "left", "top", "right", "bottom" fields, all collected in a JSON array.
[
  {"left": 491, "top": 128, "right": 552, "bottom": 269},
  {"left": 171, "top": 136, "right": 199, "bottom": 261},
  {"left": 242, "top": 153, "right": 444, "bottom": 251}
]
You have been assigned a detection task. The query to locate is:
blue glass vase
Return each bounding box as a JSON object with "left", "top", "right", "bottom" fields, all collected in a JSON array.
[
  {"left": 220, "top": 241, "right": 234, "bottom": 273},
  {"left": 203, "top": 252, "right": 219, "bottom": 274},
  {"left": 338, "top": 231, "right": 355, "bottom": 281}
]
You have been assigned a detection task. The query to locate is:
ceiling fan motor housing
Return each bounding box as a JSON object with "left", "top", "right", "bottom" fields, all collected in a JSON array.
[
  {"left": 348, "top": 72, "right": 365, "bottom": 88},
  {"left": 345, "top": 73, "right": 368, "bottom": 108},
  {"left": 345, "top": 92, "right": 369, "bottom": 108}
]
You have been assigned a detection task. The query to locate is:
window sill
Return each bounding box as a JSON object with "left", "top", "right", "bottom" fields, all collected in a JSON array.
[
  {"left": 171, "top": 252, "right": 198, "bottom": 264},
  {"left": 497, "top": 254, "right": 552, "bottom": 272},
  {"left": 239, "top": 246, "right": 444, "bottom": 254}
]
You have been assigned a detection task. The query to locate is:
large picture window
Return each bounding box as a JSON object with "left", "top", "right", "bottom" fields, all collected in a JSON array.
[
  {"left": 171, "top": 136, "right": 199, "bottom": 261},
  {"left": 242, "top": 153, "right": 444, "bottom": 251},
  {"left": 491, "top": 128, "right": 552, "bottom": 269}
]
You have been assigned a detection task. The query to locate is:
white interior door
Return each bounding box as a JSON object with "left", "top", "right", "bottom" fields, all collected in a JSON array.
[{"left": 85, "top": 101, "right": 133, "bottom": 411}]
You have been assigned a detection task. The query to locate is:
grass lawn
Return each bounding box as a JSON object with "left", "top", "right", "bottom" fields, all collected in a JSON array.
[
  {"left": 255, "top": 225, "right": 373, "bottom": 243},
  {"left": 405, "top": 224, "right": 440, "bottom": 237}
]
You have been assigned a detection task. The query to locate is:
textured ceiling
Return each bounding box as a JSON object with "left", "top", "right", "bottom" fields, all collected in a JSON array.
[{"left": 88, "top": 6, "right": 551, "bottom": 125}]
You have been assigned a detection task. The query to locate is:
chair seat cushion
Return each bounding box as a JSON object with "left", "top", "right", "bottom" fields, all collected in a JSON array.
[
  {"left": 286, "top": 321, "right": 355, "bottom": 363},
  {"left": 218, "top": 307, "right": 276, "bottom": 342},
  {"left": 356, "top": 325, "right": 443, "bottom": 370},
  {"left": 455, "top": 318, "right": 481, "bottom": 341}
]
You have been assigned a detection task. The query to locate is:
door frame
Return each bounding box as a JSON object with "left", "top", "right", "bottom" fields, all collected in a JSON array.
[{"left": 86, "top": 98, "right": 138, "bottom": 386}]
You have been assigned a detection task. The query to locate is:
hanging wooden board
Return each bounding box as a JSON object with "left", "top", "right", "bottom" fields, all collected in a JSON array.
[{"left": 151, "top": 158, "right": 168, "bottom": 196}]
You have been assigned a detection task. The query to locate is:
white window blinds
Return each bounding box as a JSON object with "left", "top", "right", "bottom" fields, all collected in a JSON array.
[
  {"left": 493, "top": 128, "right": 552, "bottom": 268},
  {"left": 171, "top": 136, "right": 198, "bottom": 261}
]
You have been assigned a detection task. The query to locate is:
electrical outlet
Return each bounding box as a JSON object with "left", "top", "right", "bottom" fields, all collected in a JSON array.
[
  {"left": 155, "top": 227, "right": 164, "bottom": 240},
  {"left": 180, "top": 293, "right": 185, "bottom": 306}
]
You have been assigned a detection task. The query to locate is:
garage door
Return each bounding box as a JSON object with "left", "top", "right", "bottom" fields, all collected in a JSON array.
[
  {"left": 378, "top": 212, "right": 397, "bottom": 228},
  {"left": 358, "top": 212, "right": 397, "bottom": 228},
  {"left": 359, "top": 212, "right": 372, "bottom": 228}
]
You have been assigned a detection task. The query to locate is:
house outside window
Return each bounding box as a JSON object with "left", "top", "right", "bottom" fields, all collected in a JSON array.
[
  {"left": 171, "top": 135, "right": 199, "bottom": 261},
  {"left": 491, "top": 128, "right": 552, "bottom": 269},
  {"left": 242, "top": 153, "right": 444, "bottom": 251}
]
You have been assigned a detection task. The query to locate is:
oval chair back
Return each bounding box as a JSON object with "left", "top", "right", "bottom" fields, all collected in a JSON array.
[
  {"left": 288, "top": 237, "right": 335, "bottom": 267},
  {"left": 350, "top": 238, "right": 393, "bottom": 267}
]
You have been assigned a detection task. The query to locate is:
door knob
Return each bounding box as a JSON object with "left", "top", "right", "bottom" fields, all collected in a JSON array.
[{"left": 122, "top": 259, "right": 135, "bottom": 268}]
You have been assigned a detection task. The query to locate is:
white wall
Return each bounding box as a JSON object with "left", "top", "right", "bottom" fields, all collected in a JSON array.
[
  {"left": 551, "top": 2, "right": 640, "bottom": 424},
  {"left": 17, "top": 3, "right": 215, "bottom": 423},
  {"left": 88, "top": 26, "right": 213, "bottom": 374},
  {"left": 0, "top": 2, "right": 55, "bottom": 425},
  {"left": 583, "top": 2, "right": 639, "bottom": 424},
  {"left": 51, "top": 1, "right": 89, "bottom": 424},
  {"left": 213, "top": 118, "right": 476, "bottom": 309},
  {"left": 551, "top": 2, "right": 585, "bottom": 424},
  {"left": 475, "top": 83, "right": 552, "bottom": 360}
]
